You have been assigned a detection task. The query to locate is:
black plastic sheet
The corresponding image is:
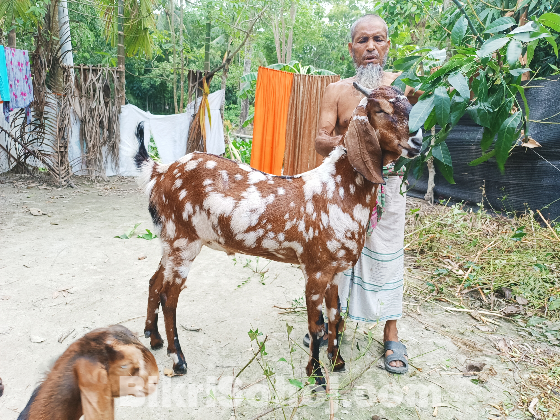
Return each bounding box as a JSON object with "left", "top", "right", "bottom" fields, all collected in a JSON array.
[{"left": 409, "top": 77, "right": 560, "bottom": 222}]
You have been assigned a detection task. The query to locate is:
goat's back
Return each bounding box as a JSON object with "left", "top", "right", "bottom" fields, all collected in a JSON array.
[{"left": 145, "top": 150, "right": 374, "bottom": 270}]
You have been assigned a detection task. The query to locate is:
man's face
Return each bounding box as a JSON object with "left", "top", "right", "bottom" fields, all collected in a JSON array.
[{"left": 348, "top": 18, "right": 390, "bottom": 68}]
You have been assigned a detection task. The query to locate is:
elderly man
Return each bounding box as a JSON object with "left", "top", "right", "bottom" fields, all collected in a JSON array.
[{"left": 303, "top": 14, "right": 420, "bottom": 374}]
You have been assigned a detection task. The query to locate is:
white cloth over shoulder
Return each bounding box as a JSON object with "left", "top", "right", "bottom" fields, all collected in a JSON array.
[{"left": 338, "top": 176, "right": 406, "bottom": 322}]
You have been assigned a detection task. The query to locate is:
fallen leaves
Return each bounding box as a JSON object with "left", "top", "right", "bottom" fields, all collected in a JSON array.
[
  {"left": 53, "top": 287, "right": 73, "bottom": 299},
  {"left": 502, "top": 304, "right": 524, "bottom": 316},
  {"left": 528, "top": 397, "right": 541, "bottom": 419},
  {"left": 515, "top": 295, "right": 529, "bottom": 305}
]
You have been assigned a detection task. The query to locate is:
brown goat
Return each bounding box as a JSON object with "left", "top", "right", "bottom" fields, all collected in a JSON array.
[
  {"left": 17, "top": 325, "right": 159, "bottom": 420},
  {"left": 135, "top": 84, "right": 422, "bottom": 386}
]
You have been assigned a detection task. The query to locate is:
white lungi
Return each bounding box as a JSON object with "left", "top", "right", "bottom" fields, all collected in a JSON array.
[{"left": 339, "top": 176, "right": 406, "bottom": 322}]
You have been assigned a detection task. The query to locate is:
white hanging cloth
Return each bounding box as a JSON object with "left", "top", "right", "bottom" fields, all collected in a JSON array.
[{"left": 118, "top": 90, "right": 225, "bottom": 176}]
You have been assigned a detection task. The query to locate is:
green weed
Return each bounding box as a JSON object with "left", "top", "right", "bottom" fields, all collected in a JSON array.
[{"left": 114, "top": 223, "right": 141, "bottom": 239}]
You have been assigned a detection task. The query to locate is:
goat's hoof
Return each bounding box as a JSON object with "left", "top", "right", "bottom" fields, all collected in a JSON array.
[
  {"left": 151, "top": 342, "right": 164, "bottom": 350},
  {"left": 333, "top": 361, "right": 346, "bottom": 372},
  {"left": 173, "top": 363, "right": 187, "bottom": 375},
  {"left": 311, "top": 376, "right": 326, "bottom": 393}
]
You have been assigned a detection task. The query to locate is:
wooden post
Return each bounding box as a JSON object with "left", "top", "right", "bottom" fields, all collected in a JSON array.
[{"left": 117, "top": 0, "right": 125, "bottom": 105}]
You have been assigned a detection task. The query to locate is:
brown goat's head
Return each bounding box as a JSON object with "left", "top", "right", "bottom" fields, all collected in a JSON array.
[
  {"left": 104, "top": 325, "right": 159, "bottom": 397},
  {"left": 344, "top": 83, "right": 422, "bottom": 184}
]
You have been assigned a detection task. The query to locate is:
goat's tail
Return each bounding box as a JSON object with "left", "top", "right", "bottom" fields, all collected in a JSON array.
[
  {"left": 134, "top": 121, "right": 150, "bottom": 170},
  {"left": 134, "top": 122, "right": 156, "bottom": 195}
]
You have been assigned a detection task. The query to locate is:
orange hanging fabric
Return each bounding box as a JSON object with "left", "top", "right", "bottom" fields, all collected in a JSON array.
[{"left": 250, "top": 67, "right": 294, "bottom": 175}]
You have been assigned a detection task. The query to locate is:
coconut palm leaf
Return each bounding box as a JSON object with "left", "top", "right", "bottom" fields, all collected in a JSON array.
[
  {"left": 96, "top": 0, "right": 156, "bottom": 58},
  {"left": 0, "top": 0, "right": 34, "bottom": 29}
]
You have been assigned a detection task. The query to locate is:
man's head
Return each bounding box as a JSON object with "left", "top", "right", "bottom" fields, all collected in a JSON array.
[{"left": 349, "top": 15, "right": 391, "bottom": 90}]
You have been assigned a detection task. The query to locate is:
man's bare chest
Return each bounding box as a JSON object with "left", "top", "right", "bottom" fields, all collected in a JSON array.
[{"left": 335, "top": 93, "right": 364, "bottom": 135}]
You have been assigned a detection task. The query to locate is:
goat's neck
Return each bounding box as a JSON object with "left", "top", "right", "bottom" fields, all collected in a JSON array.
[
  {"left": 30, "top": 356, "right": 83, "bottom": 420},
  {"left": 322, "top": 145, "right": 377, "bottom": 212}
]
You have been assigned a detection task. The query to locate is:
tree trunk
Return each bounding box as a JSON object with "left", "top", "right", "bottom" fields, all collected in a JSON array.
[
  {"left": 8, "top": 29, "right": 16, "bottom": 48},
  {"left": 424, "top": 126, "right": 436, "bottom": 204},
  {"left": 280, "top": 0, "right": 286, "bottom": 62},
  {"left": 58, "top": 0, "right": 74, "bottom": 83},
  {"left": 204, "top": 4, "right": 211, "bottom": 72},
  {"left": 285, "top": 1, "right": 296, "bottom": 63},
  {"left": 179, "top": 0, "right": 185, "bottom": 112},
  {"left": 169, "top": 0, "right": 177, "bottom": 113},
  {"left": 239, "top": 42, "right": 251, "bottom": 131},
  {"left": 117, "top": 0, "right": 125, "bottom": 105}
]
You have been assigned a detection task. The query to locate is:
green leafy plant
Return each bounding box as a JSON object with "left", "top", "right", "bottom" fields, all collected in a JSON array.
[
  {"left": 396, "top": 5, "right": 560, "bottom": 183},
  {"left": 137, "top": 229, "right": 158, "bottom": 240},
  {"left": 511, "top": 225, "right": 527, "bottom": 241},
  {"left": 148, "top": 136, "right": 161, "bottom": 163},
  {"left": 114, "top": 223, "right": 141, "bottom": 239},
  {"left": 224, "top": 138, "right": 253, "bottom": 164}
]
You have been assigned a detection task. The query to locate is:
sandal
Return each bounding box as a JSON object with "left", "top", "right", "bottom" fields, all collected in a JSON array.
[{"left": 383, "top": 341, "right": 409, "bottom": 374}]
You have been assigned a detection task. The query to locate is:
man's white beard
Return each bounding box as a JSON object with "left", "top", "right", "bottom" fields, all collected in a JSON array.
[{"left": 354, "top": 62, "right": 385, "bottom": 90}]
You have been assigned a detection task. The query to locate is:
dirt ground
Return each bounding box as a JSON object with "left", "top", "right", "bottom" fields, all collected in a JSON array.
[{"left": 0, "top": 174, "right": 555, "bottom": 420}]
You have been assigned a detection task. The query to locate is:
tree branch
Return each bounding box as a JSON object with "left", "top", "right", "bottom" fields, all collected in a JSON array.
[
  {"left": 451, "top": 0, "right": 484, "bottom": 45},
  {"left": 207, "top": 6, "right": 267, "bottom": 78}
]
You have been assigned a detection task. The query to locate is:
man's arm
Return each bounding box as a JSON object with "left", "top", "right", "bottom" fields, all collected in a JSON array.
[{"left": 315, "top": 83, "right": 343, "bottom": 157}]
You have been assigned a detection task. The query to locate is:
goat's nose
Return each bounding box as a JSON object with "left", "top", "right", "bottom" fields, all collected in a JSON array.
[
  {"left": 409, "top": 128, "right": 423, "bottom": 149},
  {"left": 401, "top": 129, "right": 423, "bottom": 159}
]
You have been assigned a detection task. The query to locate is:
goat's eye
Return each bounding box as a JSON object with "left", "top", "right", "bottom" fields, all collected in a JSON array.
[{"left": 121, "top": 365, "right": 127, "bottom": 369}]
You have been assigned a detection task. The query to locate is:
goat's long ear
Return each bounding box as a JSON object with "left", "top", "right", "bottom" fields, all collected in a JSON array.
[
  {"left": 75, "top": 358, "right": 114, "bottom": 420},
  {"left": 344, "top": 108, "right": 385, "bottom": 184}
]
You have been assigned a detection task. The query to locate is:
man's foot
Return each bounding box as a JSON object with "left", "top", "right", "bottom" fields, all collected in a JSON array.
[{"left": 383, "top": 320, "right": 408, "bottom": 373}]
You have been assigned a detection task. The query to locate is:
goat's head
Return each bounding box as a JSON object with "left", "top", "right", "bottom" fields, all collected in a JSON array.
[
  {"left": 344, "top": 83, "right": 422, "bottom": 184},
  {"left": 103, "top": 325, "right": 159, "bottom": 397}
]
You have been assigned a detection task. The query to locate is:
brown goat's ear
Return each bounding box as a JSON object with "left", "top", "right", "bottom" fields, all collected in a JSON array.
[
  {"left": 368, "top": 97, "right": 394, "bottom": 114},
  {"left": 75, "top": 358, "right": 114, "bottom": 420},
  {"left": 344, "top": 108, "right": 385, "bottom": 184}
]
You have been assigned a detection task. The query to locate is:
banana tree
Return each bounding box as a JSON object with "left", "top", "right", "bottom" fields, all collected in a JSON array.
[{"left": 396, "top": 5, "right": 560, "bottom": 184}]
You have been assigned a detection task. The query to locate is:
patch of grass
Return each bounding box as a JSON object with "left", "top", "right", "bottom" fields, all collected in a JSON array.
[
  {"left": 233, "top": 256, "right": 271, "bottom": 287},
  {"left": 114, "top": 223, "right": 141, "bottom": 239},
  {"left": 405, "top": 203, "right": 560, "bottom": 319},
  {"left": 148, "top": 135, "right": 161, "bottom": 163},
  {"left": 137, "top": 229, "right": 158, "bottom": 240}
]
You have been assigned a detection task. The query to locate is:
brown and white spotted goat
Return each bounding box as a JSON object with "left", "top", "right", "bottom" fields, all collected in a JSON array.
[
  {"left": 135, "top": 84, "right": 422, "bottom": 386},
  {"left": 18, "top": 325, "right": 159, "bottom": 420}
]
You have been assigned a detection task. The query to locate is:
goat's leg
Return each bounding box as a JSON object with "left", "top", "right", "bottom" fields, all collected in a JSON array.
[
  {"left": 304, "top": 287, "right": 327, "bottom": 389},
  {"left": 325, "top": 283, "right": 345, "bottom": 371},
  {"left": 161, "top": 281, "right": 188, "bottom": 374},
  {"left": 144, "top": 262, "right": 164, "bottom": 349},
  {"left": 160, "top": 240, "right": 202, "bottom": 375}
]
